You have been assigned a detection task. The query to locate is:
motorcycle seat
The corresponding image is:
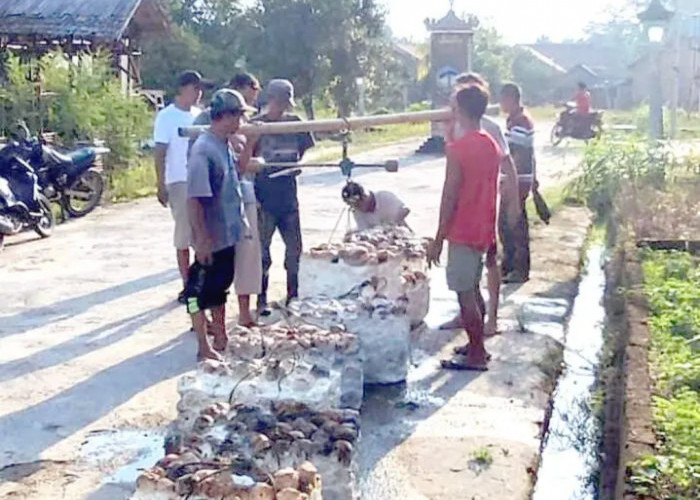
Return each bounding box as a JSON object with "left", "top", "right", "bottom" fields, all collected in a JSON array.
[
  {"left": 45, "top": 148, "right": 74, "bottom": 167},
  {"left": 45, "top": 147, "right": 96, "bottom": 169},
  {"left": 68, "top": 149, "right": 97, "bottom": 169}
]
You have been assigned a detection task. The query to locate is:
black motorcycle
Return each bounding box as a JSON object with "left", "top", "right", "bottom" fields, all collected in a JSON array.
[
  {"left": 14, "top": 122, "right": 108, "bottom": 218},
  {"left": 550, "top": 103, "right": 604, "bottom": 146},
  {"left": 0, "top": 141, "right": 55, "bottom": 249}
]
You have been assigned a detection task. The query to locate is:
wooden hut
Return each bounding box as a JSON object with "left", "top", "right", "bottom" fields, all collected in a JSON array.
[{"left": 0, "top": 0, "right": 168, "bottom": 97}]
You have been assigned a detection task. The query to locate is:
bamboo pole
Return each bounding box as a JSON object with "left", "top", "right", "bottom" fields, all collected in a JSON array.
[{"left": 178, "top": 108, "right": 453, "bottom": 138}]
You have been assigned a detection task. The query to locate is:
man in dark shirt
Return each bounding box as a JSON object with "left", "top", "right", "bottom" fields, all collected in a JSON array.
[
  {"left": 500, "top": 83, "right": 537, "bottom": 283},
  {"left": 243, "top": 79, "right": 315, "bottom": 314}
]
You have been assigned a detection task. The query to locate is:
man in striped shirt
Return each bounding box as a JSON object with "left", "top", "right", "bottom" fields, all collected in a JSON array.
[{"left": 500, "top": 83, "right": 537, "bottom": 283}]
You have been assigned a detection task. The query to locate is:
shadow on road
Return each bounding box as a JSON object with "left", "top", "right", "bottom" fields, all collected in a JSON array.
[
  {"left": 0, "top": 331, "right": 193, "bottom": 470},
  {"left": 357, "top": 272, "right": 580, "bottom": 496},
  {"left": 0, "top": 302, "right": 180, "bottom": 384},
  {"left": 0, "top": 270, "right": 179, "bottom": 339}
]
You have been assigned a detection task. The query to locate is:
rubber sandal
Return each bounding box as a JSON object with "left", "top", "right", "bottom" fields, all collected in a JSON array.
[
  {"left": 452, "top": 345, "right": 492, "bottom": 361},
  {"left": 438, "top": 319, "right": 462, "bottom": 330},
  {"left": 440, "top": 356, "right": 489, "bottom": 372}
]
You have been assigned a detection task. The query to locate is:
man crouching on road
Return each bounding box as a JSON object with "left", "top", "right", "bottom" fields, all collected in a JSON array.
[
  {"left": 341, "top": 181, "right": 410, "bottom": 231},
  {"left": 427, "top": 83, "right": 504, "bottom": 372},
  {"left": 185, "top": 89, "right": 255, "bottom": 361}
]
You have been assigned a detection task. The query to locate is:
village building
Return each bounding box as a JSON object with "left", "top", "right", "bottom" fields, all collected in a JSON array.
[{"left": 0, "top": 0, "right": 168, "bottom": 107}]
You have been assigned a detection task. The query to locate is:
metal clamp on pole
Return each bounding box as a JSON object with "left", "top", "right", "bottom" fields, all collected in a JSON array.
[{"left": 265, "top": 131, "right": 400, "bottom": 179}]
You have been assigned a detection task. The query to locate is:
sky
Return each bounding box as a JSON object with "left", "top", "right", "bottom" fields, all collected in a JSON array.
[{"left": 383, "top": 0, "right": 634, "bottom": 43}]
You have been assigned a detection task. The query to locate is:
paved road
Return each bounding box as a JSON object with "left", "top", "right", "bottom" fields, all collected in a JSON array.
[{"left": 0, "top": 140, "right": 585, "bottom": 499}]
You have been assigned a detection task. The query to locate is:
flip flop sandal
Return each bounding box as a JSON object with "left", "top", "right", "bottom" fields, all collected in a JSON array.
[
  {"left": 438, "top": 320, "right": 463, "bottom": 331},
  {"left": 453, "top": 345, "right": 493, "bottom": 361},
  {"left": 440, "top": 356, "right": 489, "bottom": 372},
  {"left": 238, "top": 321, "right": 262, "bottom": 328}
]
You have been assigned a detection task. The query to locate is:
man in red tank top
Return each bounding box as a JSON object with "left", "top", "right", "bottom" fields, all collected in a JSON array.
[{"left": 427, "top": 84, "right": 504, "bottom": 371}]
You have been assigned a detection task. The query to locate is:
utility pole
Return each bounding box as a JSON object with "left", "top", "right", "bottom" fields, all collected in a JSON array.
[{"left": 670, "top": 0, "right": 681, "bottom": 139}]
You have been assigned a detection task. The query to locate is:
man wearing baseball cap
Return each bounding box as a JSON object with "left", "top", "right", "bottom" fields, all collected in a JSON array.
[
  {"left": 242, "top": 79, "right": 315, "bottom": 315},
  {"left": 185, "top": 89, "right": 256, "bottom": 361},
  {"left": 188, "top": 75, "right": 264, "bottom": 327},
  {"left": 153, "top": 70, "right": 212, "bottom": 304}
]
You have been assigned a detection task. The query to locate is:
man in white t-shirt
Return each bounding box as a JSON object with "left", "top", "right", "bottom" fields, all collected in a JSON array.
[
  {"left": 153, "top": 71, "right": 210, "bottom": 303},
  {"left": 341, "top": 181, "right": 410, "bottom": 231}
]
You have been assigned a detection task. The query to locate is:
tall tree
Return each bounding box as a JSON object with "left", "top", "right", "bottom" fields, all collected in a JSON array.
[
  {"left": 241, "top": 0, "right": 330, "bottom": 118},
  {"left": 470, "top": 18, "right": 514, "bottom": 98},
  {"left": 243, "top": 0, "right": 389, "bottom": 118}
]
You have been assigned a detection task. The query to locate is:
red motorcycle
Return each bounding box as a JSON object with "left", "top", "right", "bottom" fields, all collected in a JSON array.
[{"left": 550, "top": 103, "right": 603, "bottom": 146}]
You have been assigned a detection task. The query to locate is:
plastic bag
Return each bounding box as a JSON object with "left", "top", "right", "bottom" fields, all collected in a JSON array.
[{"left": 533, "top": 188, "right": 551, "bottom": 225}]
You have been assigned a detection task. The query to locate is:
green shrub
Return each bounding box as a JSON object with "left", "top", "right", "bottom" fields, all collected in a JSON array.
[
  {"left": 629, "top": 251, "right": 700, "bottom": 500},
  {"left": 0, "top": 50, "right": 152, "bottom": 168},
  {"left": 566, "top": 137, "right": 683, "bottom": 219},
  {"left": 407, "top": 101, "right": 431, "bottom": 112}
]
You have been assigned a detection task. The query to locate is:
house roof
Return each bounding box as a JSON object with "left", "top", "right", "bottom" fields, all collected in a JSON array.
[
  {"left": 523, "top": 42, "right": 628, "bottom": 80},
  {"left": 393, "top": 42, "right": 422, "bottom": 62},
  {"left": 519, "top": 46, "right": 567, "bottom": 74},
  {"left": 0, "top": 0, "right": 167, "bottom": 41},
  {"left": 569, "top": 64, "right": 599, "bottom": 78}
]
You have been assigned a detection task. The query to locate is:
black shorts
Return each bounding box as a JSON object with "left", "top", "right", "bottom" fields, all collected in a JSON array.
[{"left": 184, "top": 246, "right": 236, "bottom": 314}]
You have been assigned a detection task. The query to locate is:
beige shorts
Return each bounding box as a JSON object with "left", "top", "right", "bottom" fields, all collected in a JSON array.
[
  {"left": 446, "top": 242, "right": 484, "bottom": 293},
  {"left": 167, "top": 182, "right": 191, "bottom": 250},
  {"left": 234, "top": 203, "right": 262, "bottom": 295}
]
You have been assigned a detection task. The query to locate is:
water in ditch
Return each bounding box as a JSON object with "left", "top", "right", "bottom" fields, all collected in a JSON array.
[{"left": 531, "top": 245, "right": 607, "bottom": 500}]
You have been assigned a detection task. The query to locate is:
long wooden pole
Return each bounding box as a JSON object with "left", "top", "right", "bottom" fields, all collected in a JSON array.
[{"left": 178, "top": 108, "right": 453, "bottom": 138}]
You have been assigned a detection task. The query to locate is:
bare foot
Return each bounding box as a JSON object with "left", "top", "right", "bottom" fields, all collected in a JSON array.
[
  {"left": 197, "top": 346, "right": 222, "bottom": 362},
  {"left": 212, "top": 333, "right": 228, "bottom": 353},
  {"left": 484, "top": 322, "right": 501, "bottom": 338},
  {"left": 238, "top": 314, "right": 258, "bottom": 328}
]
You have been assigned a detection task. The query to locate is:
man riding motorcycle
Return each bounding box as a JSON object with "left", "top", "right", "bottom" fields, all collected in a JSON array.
[
  {"left": 552, "top": 82, "right": 602, "bottom": 144},
  {"left": 574, "top": 82, "right": 592, "bottom": 117}
]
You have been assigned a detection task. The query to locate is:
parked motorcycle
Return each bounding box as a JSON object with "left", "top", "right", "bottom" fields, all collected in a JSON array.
[
  {"left": 0, "top": 141, "right": 55, "bottom": 249},
  {"left": 13, "top": 122, "right": 108, "bottom": 218},
  {"left": 550, "top": 103, "right": 604, "bottom": 146}
]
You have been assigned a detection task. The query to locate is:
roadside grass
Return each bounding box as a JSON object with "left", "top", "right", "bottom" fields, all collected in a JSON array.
[
  {"left": 309, "top": 122, "right": 429, "bottom": 163},
  {"left": 564, "top": 136, "right": 697, "bottom": 222},
  {"left": 628, "top": 251, "right": 700, "bottom": 500},
  {"left": 109, "top": 155, "right": 157, "bottom": 202},
  {"left": 471, "top": 447, "right": 494, "bottom": 467}
]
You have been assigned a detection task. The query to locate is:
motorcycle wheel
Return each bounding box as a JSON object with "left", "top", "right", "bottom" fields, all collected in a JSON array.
[
  {"left": 550, "top": 124, "right": 564, "bottom": 147},
  {"left": 591, "top": 123, "right": 603, "bottom": 140},
  {"left": 64, "top": 169, "right": 104, "bottom": 218},
  {"left": 34, "top": 194, "right": 55, "bottom": 238}
]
